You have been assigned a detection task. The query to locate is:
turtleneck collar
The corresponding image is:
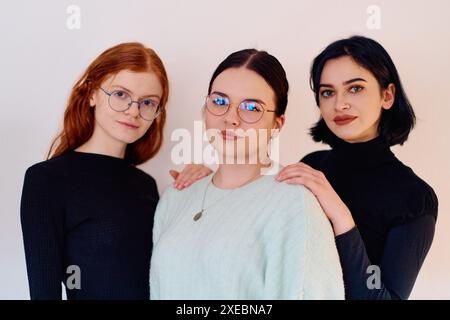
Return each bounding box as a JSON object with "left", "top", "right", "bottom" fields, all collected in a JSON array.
[
  {"left": 64, "top": 150, "right": 133, "bottom": 171},
  {"left": 330, "top": 135, "right": 397, "bottom": 169}
]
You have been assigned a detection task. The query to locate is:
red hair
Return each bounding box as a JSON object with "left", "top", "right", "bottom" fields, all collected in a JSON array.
[{"left": 48, "top": 42, "right": 169, "bottom": 165}]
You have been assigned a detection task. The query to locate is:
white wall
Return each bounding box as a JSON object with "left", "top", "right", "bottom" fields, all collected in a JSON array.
[{"left": 1, "top": 0, "right": 449, "bottom": 299}]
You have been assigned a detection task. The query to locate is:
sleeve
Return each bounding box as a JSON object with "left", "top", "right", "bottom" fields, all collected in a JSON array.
[
  {"left": 151, "top": 184, "right": 173, "bottom": 246},
  {"left": 335, "top": 213, "right": 436, "bottom": 300},
  {"left": 302, "top": 190, "right": 345, "bottom": 300},
  {"left": 20, "top": 165, "right": 64, "bottom": 300},
  {"left": 149, "top": 184, "right": 176, "bottom": 300}
]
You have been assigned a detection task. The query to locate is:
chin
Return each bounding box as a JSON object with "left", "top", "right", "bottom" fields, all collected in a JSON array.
[{"left": 115, "top": 133, "right": 142, "bottom": 145}]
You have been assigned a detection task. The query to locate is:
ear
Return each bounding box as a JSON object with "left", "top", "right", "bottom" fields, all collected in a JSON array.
[
  {"left": 382, "top": 83, "right": 395, "bottom": 110},
  {"left": 273, "top": 114, "right": 285, "bottom": 131},
  {"left": 89, "top": 90, "right": 97, "bottom": 108}
]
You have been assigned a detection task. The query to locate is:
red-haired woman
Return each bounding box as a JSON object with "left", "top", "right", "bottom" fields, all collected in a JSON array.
[{"left": 20, "top": 42, "right": 169, "bottom": 299}]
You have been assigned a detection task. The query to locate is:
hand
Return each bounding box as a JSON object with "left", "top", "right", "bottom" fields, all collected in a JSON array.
[
  {"left": 170, "top": 164, "right": 213, "bottom": 190},
  {"left": 276, "top": 162, "right": 355, "bottom": 236}
]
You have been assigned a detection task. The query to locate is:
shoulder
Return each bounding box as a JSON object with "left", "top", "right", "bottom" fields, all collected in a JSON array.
[
  {"left": 24, "top": 156, "right": 69, "bottom": 182},
  {"left": 157, "top": 174, "right": 210, "bottom": 209},
  {"left": 300, "top": 150, "right": 331, "bottom": 167},
  {"left": 24, "top": 150, "right": 85, "bottom": 176},
  {"left": 131, "top": 167, "right": 159, "bottom": 191},
  {"left": 388, "top": 161, "right": 439, "bottom": 221},
  {"left": 261, "top": 174, "right": 328, "bottom": 225},
  {"left": 154, "top": 175, "right": 210, "bottom": 227},
  {"left": 21, "top": 158, "right": 70, "bottom": 202},
  {"left": 261, "top": 175, "right": 336, "bottom": 253}
]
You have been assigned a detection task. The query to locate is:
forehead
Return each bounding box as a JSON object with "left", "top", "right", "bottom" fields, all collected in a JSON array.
[
  {"left": 211, "top": 67, "right": 275, "bottom": 103},
  {"left": 320, "top": 56, "right": 377, "bottom": 84},
  {"left": 105, "top": 70, "right": 163, "bottom": 95}
]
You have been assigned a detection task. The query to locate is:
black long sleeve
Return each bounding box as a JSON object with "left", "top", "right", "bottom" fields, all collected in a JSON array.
[
  {"left": 21, "top": 165, "right": 64, "bottom": 299},
  {"left": 301, "top": 136, "right": 438, "bottom": 300},
  {"left": 20, "top": 151, "right": 159, "bottom": 299},
  {"left": 335, "top": 214, "right": 436, "bottom": 299}
]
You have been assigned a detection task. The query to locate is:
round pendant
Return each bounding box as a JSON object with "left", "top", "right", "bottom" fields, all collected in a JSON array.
[{"left": 193, "top": 210, "right": 203, "bottom": 221}]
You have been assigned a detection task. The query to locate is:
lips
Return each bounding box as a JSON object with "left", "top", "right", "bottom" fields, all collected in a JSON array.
[
  {"left": 221, "top": 130, "right": 243, "bottom": 140},
  {"left": 118, "top": 121, "right": 140, "bottom": 129},
  {"left": 333, "top": 115, "right": 357, "bottom": 126}
]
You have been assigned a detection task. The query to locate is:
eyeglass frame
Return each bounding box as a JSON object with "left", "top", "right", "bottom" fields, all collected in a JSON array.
[
  {"left": 204, "top": 93, "right": 277, "bottom": 124},
  {"left": 99, "top": 87, "right": 163, "bottom": 121}
]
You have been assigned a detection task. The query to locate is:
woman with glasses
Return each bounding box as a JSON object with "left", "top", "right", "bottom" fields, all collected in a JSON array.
[
  {"left": 20, "top": 42, "right": 168, "bottom": 299},
  {"left": 150, "top": 49, "right": 345, "bottom": 299}
]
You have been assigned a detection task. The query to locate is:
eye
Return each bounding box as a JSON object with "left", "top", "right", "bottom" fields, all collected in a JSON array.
[
  {"left": 320, "top": 90, "right": 334, "bottom": 98},
  {"left": 213, "top": 97, "right": 228, "bottom": 107},
  {"left": 113, "top": 90, "right": 129, "bottom": 100},
  {"left": 350, "top": 85, "right": 364, "bottom": 93},
  {"left": 242, "top": 102, "right": 262, "bottom": 112},
  {"left": 142, "top": 99, "right": 157, "bottom": 107}
]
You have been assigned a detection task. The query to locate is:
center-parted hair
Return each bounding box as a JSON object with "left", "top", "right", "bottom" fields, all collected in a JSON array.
[
  {"left": 48, "top": 42, "right": 169, "bottom": 165},
  {"left": 208, "top": 49, "right": 289, "bottom": 117},
  {"left": 309, "top": 35, "right": 416, "bottom": 146}
]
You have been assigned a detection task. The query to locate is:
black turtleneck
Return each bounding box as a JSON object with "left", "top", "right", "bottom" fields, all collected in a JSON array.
[
  {"left": 20, "top": 151, "right": 159, "bottom": 299},
  {"left": 301, "top": 136, "right": 438, "bottom": 300}
]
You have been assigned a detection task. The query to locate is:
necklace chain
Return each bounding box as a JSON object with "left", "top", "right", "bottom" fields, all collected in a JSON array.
[{"left": 193, "top": 172, "right": 262, "bottom": 221}]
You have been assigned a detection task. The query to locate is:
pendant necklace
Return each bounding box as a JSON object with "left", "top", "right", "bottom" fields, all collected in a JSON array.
[{"left": 193, "top": 172, "right": 261, "bottom": 221}]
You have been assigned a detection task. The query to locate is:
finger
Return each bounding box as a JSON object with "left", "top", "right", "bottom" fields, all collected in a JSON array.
[
  {"left": 297, "top": 162, "right": 326, "bottom": 178},
  {"left": 277, "top": 166, "right": 317, "bottom": 181},
  {"left": 279, "top": 162, "right": 316, "bottom": 175},
  {"left": 278, "top": 170, "right": 322, "bottom": 190},
  {"left": 280, "top": 164, "right": 323, "bottom": 180},
  {"left": 285, "top": 172, "right": 320, "bottom": 182},
  {"left": 284, "top": 176, "right": 320, "bottom": 194},
  {"left": 283, "top": 177, "right": 305, "bottom": 185},
  {"left": 277, "top": 164, "right": 304, "bottom": 178},
  {"left": 176, "top": 165, "right": 197, "bottom": 185},
  {"left": 298, "top": 161, "right": 314, "bottom": 169},
  {"left": 169, "top": 170, "right": 180, "bottom": 181}
]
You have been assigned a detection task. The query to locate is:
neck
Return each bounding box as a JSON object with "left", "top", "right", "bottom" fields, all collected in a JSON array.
[
  {"left": 76, "top": 129, "right": 127, "bottom": 159},
  {"left": 343, "top": 132, "right": 379, "bottom": 144},
  {"left": 213, "top": 162, "right": 270, "bottom": 189}
]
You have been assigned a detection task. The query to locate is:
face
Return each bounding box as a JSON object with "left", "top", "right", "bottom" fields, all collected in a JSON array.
[
  {"left": 204, "top": 67, "right": 284, "bottom": 164},
  {"left": 89, "top": 70, "right": 163, "bottom": 147},
  {"left": 318, "top": 55, "right": 395, "bottom": 143}
]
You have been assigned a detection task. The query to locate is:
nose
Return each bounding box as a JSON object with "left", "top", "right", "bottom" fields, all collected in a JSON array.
[
  {"left": 125, "top": 101, "right": 140, "bottom": 118},
  {"left": 223, "top": 104, "right": 241, "bottom": 127},
  {"left": 334, "top": 93, "right": 350, "bottom": 112}
]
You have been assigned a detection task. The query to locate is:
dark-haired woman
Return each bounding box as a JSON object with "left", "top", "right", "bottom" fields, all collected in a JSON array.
[
  {"left": 20, "top": 43, "right": 169, "bottom": 299},
  {"left": 150, "top": 49, "right": 345, "bottom": 299},
  {"left": 276, "top": 36, "right": 438, "bottom": 299}
]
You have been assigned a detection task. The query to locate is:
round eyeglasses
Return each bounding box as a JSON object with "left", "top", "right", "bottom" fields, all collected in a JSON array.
[
  {"left": 100, "top": 87, "right": 163, "bottom": 121},
  {"left": 205, "top": 93, "right": 276, "bottom": 124}
]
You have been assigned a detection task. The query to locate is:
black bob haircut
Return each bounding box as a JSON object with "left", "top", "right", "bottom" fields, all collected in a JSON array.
[
  {"left": 208, "top": 49, "right": 289, "bottom": 117},
  {"left": 309, "top": 35, "right": 416, "bottom": 146}
]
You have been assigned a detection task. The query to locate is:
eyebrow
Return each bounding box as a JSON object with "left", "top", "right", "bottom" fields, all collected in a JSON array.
[
  {"left": 110, "top": 85, "right": 161, "bottom": 100},
  {"left": 211, "top": 91, "right": 267, "bottom": 106},
  {"left": 318, "top": 77, "right": 367, "bottom": 89}
]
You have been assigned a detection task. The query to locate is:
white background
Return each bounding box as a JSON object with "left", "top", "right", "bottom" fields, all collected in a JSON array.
[{"left": 1, "top": 0, "right": 449, "bottom": 299}]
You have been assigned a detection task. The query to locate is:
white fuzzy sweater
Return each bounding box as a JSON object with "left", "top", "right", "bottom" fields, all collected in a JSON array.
[{"left": 150, "top": 168, "right": 344, "bottom": 300}]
